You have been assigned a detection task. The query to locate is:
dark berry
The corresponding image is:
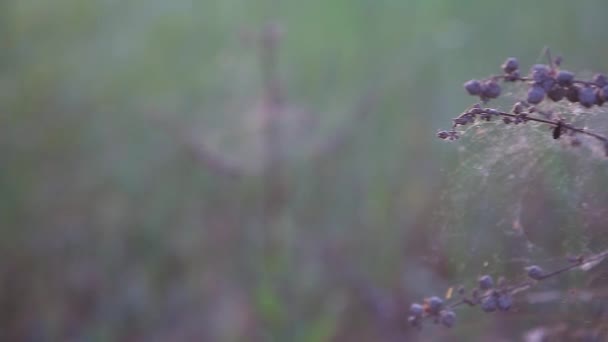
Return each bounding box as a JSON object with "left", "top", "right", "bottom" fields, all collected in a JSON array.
[
  {"left": 578, "top": 86, "right": 597, "bottom": 108},
  {"left": 527, "top": 85, "right": 546, "bottom": 104},
  {"left": 531, "top": 64, "right": 551, "bottom": 83},
  {"left": 596, "top": 88, "right": 605, "bottom": 106},
  {"left": 501, "top": 57, "right": 519, "bottom": 74},
  {"left": 478, "top": 275, "right": 494, "bottom": 290},
  {"left": 565, "top": 86, "right": 580, "bottom": 102},
  {"left": 547, "top": 86, "right": 565, "bottom": 102},
  {"left": 502, "top": 117, "right": 512, "bottom": 124},
  {"left": 426, "top": 296, "right": 443, "bottom": 315},
  {"left": 497, "top": 294, "right": 512, "bottom": 311},
  {"left": 482, "top": 79, "right": 501, "bottom": 99},
  {"left": 600, "top": 85, "right": 608, "bottom": 102},
  {"left": 481, "top": 296, "right": 497, "bottom": 312},
  {"left": 525, "top": 265, "right": 544, "bottom": 280},
  {"left": 538, "top": 77, "right": 556, "bottom": 92},
  {"left": 439, "top": 310, "right": 456, "bottom": 328},
  {"left": 556, "top": 70, "right": 575, "bottom": 87},
  {"left": 464, "top": 79, "right": 483, "bottom": 96},
  {"left": 593, "top": 73, "right": 608, "bottom": 87},
  {"left": 410, "top": 303, "right": 424, "bottom": 317}
]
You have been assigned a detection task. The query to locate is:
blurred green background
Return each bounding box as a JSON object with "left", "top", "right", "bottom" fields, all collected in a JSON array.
[{"left": 3, "top": 0, "right": 608, "bottom": 341}]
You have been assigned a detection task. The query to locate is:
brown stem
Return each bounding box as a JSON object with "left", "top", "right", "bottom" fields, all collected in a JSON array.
[{"left": 452, "top": 108, "right": 608, "bottom": 144}]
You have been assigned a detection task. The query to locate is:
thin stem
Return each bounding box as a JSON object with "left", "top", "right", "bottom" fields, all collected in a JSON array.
[{"left": 452, "top": 108, "right": 608, "bottom": 144}]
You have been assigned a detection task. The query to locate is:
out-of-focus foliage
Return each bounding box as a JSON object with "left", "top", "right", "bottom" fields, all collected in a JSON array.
[{"left": 2, "top": 0, "right": 608, "bottom": 341}]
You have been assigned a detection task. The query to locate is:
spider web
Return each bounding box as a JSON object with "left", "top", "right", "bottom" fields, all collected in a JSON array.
[{"left": 433, "top": 85, "right": 608, "bottom": 284}]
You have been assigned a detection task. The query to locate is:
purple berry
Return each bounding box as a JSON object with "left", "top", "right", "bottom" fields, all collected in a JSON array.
[
  {"left": 596, "top": 88, "right": 605, "bottom": 106},
  {"left": 497, "top": 294, "right": 512, "bottom": 311},
  {"left": 478, "top": 275, "right": 494, "bottom": 290},
  {"left": 426, "top": 296, "right": 443, "bottom": 315},
  {"left": 501, "top": 57, "right": 519, "bottom": 74},
  {"left": 539, "top": 77, "right": 556, "bottom": 92},
  {"left": 593, "top": 73, "right": 607, "bottom": 87},
  {"left": 531, "top": 64, "right": 551, "bottom": 83},
  {"left": 578, "top": 86, "right": 597, "bottom": 108},
  {"left": 525, "top": 265, "right": 544, "bottom": 280},
  {"left": 464, "top": 79, "right": 483, "bottom": 96},
  {"left": 527, "top": 85, "right": 546, "bottom": 104},
  {"left": 410, "top": 303, "right": 424, "bottom": 317},
  {"left": 439, "top": 310, "right": 456, "bottom": 328},
  {"left": 481, "top": 296, "right": 497, "bottom": 312},
  {"left": 482, "top": 79, "right": 501, "bottom": 99},
  {"left": 556, "top": 70, "right": 575, "bottom": 87}
]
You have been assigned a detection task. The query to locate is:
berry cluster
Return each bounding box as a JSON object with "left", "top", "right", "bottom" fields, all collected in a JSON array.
[
  {"left": 463, "top": 54, "right": 608, "bottom": 108},
  {"left": 408, "top": 249, "right": 608, "bottom": 330},
  {"left": 438, "top": 51, "right": 608, "bottom": 155}
]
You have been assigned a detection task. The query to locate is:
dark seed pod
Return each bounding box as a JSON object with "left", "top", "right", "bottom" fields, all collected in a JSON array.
[
  {"left": 482, "top": 79, "right": 501, "bottom": 99},
  {"left": 501, "top": 57, "right": 519, "bottom": 74},
  {"left": 556, "top": 70, "right": 575, "bottom": 87},
  {"left": 527, "top": 85, "right": 546, "bottom": 104},
  {"left": 553, "top": 122, "right": 562, "bottom": 139},
  {"left": 547, "top": 86, "right": 565, "bottom": 102},
  {"left": 565, "top": 86, "right": 580, "bottom": 102},
  {"left": 464, "top": 79, "right": 483, "bottom": 96},
  {"left": 578, "top": 86, "right": 597, "bottom": 108}
]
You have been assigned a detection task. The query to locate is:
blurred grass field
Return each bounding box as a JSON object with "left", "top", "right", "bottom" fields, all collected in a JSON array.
[{"left": 2, "top": 0, "right": 608, "bottom": 341}]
